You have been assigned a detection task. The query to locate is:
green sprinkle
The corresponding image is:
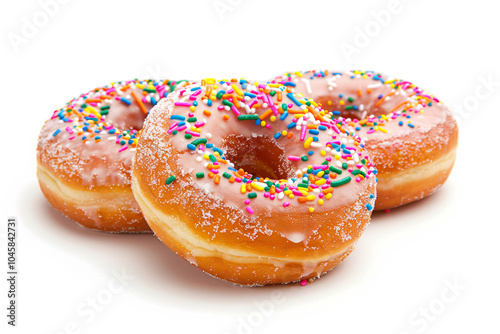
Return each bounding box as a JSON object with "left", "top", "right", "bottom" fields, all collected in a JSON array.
[
  {"left": 165, "top": 175, "right": 176, "bottom": 185},
  {"left": 329, "top": 166, "right": 343, "bottom": 174},
  {"left": 269, "top": 90, "right": 276, "bottom": 96},
  {"left": 209, "top": 154, "right": 217, "bottom": 163},
  {"left": 298, "top": 183, "right": 309, "bottom": 188},
  {"left": 351, "top": 170, "right": 366, "bottom": 177},
  {"left": 100, "top": 105, "right": 110, "bottom": 110},
  {"left": 216, "top": 91, "right": 224, "bottom": 99},
  {"left": 172, "top": 130, "right": 178, "bottom": 135},
  {"left": 301, "top": 156, "right": 308, "bottom": 161},
  {"left": 342, "top": 162, "right": 348, "bottom": 169},
  {"left": 330, "top": 176, "right": 351, "bottom": 187},
  {"left": 345, "top": 106, "right": 354, "bottom": 110},
  {"left": 144, "top": 87, "right": 156, "bottom": 93},
  {"left": 248, "top": 192, "right": 257, "bottom": 199},
  {"left": 187, "top": 117, "right": 197, "bottom": 123},
  {"left": 238, "top": 114, "right": 260, "bottom": 121},
  {"left": 196, "top": 172, "right": 205, "bottom": 178},
  {"left": 185, "top": 134, "right": 192, "bottom": 139},
  {"left": 222, "top": 99, "right": 233, "bottom": 108},
  {"left": 191, "top": 138, "right": 207, "bottom": 147},
  {"left": 222, "top": 172, "right": 232, "bottom": 179},
  {"left": 100, "top": 110, "right": 109, "bottom": 115},
  {"left": 282, "top": 103, "right": 288, "bottom": 111},
  {"left": 348, "top": 97, "right": 354, "bottom": 102}
]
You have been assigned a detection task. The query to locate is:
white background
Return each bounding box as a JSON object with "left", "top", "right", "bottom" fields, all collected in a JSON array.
[{"left": 1, "top": 0, "right": 500, "bottom": 333}]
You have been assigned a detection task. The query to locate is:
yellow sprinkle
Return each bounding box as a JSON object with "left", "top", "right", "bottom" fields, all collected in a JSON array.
[
  {"left": 260, "top": 121, "right": 266, "bottom": 127},
  {"left": 289, "top": 194, "right": 295, "bottom": 199},
  {"left": 232, "top": 84, "right": 244, "bottom": 96},
  {"left": 284, "top": 190, "right": 292, "bottom": 195},
  {"left": 334, "top": 155, "right": 341, "bottom": 160},
  {"left": 379, "top": 127, "right": 388, "bottom": 133},
  {"left": 320, "top": 150, "right": 326, "bottom": 157},
  {"left": 318, "top": 199, "right": 324, "bottom": 205},
  {"left": 309, "top": 207, "right": 314, "bottom": 213},
  {"left": 268, "top": 84, "right": 281, "bottom": 88},
  {"left": 325, "top": 193, "right": 332, "bottom": 199},
  {"left": 240, "top": 184, "right": 246, "bottom": 194},
  {"left": 306, "top": 195, "right": 315, "bottom": 201},
  {"left": 304, "top": 137, "right": 314, "bottom": 149},
  {"left": 190, "top": 106, "right": 196, "bottom": 112},
  {"left": 205, "top": 78, "right": 216, "bottom": 84},
  {"left": 251, "top": 183, "right": 265, "bottom": 191},
  {"left": 317, "top": 171, "right": 325, "bottom": 178},
  {"left": 136, "top": 84, "right": 145, "bottom": 89},
  {"left": 203, "top": 154, "right": 210, "bottom": 160},
  {"left": 315, "top": 179, "right": 326, "bottom": 186},
  {"left": 281, "top": 130, "right": 288, "bottom": 136},
  {"left": 340, "top": 100, "right": 345, "bottom": 105},
  {"left": 270, "top": 116, "right": 276, "bottom": 122}
]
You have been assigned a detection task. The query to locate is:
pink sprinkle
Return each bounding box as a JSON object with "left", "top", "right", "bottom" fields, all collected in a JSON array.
[
  {"left": 218, "top": 105, "right": 225, "bottom": 111},
  {"left": 300, "top": 125, "right": 307, "bottom": 141},
  {"left": 65, "top": 127, "right": 73, "bottom": 134},
  {"left": 169, "top": 121, "right": 179, "bottom": 130},
  {"left": 283, "top": 202, "right": 290, "bottom": 208},
  {"left": 318, "top": 193, "right": 324, "bottom": 198},
  {"left": 265, "top": 124, "right": 271, "bottom": 129},
  {"left": 356, "top": 177, "right": 361, "bottom": 182},
  {"left": 244, "top": 199, "right": 250, "bottom": 205},
  {"left": 270, "top": 195, "right": 275, "bottom": 200},
  {"left": 194, "top": 122, "right": 205, "bottom": 128},
  {"left": 326, "top": 157, "right": 332, "bottom": 161},
  {"left": 385, "top": 209, "right": 391, "bottom": 213},
  {"left": 68, "top": 136, "right": 75, "bottom": 140},
  {"left": 231, "top": 105, "right": 241, "bottom": 116},
  {"left": 288, "top": 156, "right": 300, "bottom": 161},
  {"left": 300, "top": 280, "right": 307, "bottom": 286},
  {"left": 175, "top": 125, "right": 187, "bottom": 132},
  {"left": 119, "top": 145, "right": 128, "bottom": 152},
  {"left": 367, "top": 129, "right": 375, "bottom": 134},
  {"left": 264, "top": 193, "right": 269, "bottom": 198},
  {"left": 185, "top": 130, "right": 200, "bottom": 137},
  {"left": 174, "top": 102, "right": 191, "bottom": 107},
  {"left": 246, "top": 206, "right": 254, "bottom": 214}
]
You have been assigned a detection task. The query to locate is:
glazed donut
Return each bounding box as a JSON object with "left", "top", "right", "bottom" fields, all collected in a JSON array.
[
  {"left": 37, "top": 78, "right": 188, "bottom": 233},
  {"left": 131, "top": 78, "right": 377, "bottom": 286},
  {"left": 271, "top": 70, "right": 458, "bottom": 211}
]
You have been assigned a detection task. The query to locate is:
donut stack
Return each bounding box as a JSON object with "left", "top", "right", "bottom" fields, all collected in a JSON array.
[{"left": 37, "top": 71, "right": 458, "bottom": 286}]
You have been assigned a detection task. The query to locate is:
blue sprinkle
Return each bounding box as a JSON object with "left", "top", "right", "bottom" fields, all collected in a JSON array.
[
  {"left": 255, "top": 119, "right": 261, "bottom": 126},
  {"left": 244, "top": 92, "right": 257, "bottom": 98},
  {"left": 355, "top": 126, "right": 361, "bottom": 131},
  {"left": 213, "top": 147, "right": 223, "bottom": 155},
  {"left": 331, "top": 111, "right": 341, "bottom": 115},
  {"left": 312, "top": 136, "right": 319, "bottom": 142},
  {"left": 170, "top": 115, "right": 186, "bottom": 121},
  {"left": 287, "top": 122, "right": 297, "bottom": 129},
  {"left": 399, "top": 121, "right": 403, "bottom": 126},
  {"left": 408, "top": 123, "right": 415, "bottom": 128},
  {"left": 369, "top": 194, "right": 375, "bottom": 199},
  {"left": 342, "top": 148, "right": 351, "bottom": 154},
  {"left": 164, "top": 92, "right": 169, "bottom": 98},
  {"left": 366, "top": 203, "right": 373, "bottom": 210},
  {"left": 177, "top": 121, "right": 186, "bottom": 127},
  {"left": 120, "top": 97, "right": 132, "bottom": 105},
  {"left": 318, "top": 125, "right": 327, "bottom": 131},
  {"left": 339, "top": 94, "right": 343, "bottom": 98},
  {"left": 286, "top": 93, "right": 302, "bottom": 106},
  {"left": 108, "top": 129, "right": 116, "bottom": 134},
  {"left": 228, "top": 166, "right": 238, "bottom": 172},
  {"left": 353, "top": 105, "right": 359, "bottom": 110},
  {"left": 206, "top": 143, "right": 214, "bottom": 148},
  {"left": 128, "top": 139, "right": 133, "bottom": 144},
  {"left": 280, "top": 111, "right": 289, "bottom": 121},
  {"left": 284, "top": 82, "right": 296, "bottom": 87},
  {"left": 274, "top": 132, "right": 281, "bottom": 139},
  {"left": 193, "top": 101, "right": 198, "bottom": 106},
  {"left": 190, "top": 87, "right": 201, "bottom": 91},
  {"left": 309, "top": 129, "right": 319, "bottom": 135},
  {"left": 151, "top": 97, "right": 157, "bottom": 106},
  {"left": 207, "top": 99, "right": 213, "bottom": 107},
  {"left": 187, "top": 144, "right": 196, "bottom": 150},
  {"left": 52, "top": 129, "right": 61, "bottom": 137},
  {"left": 308, "top": 151, "right": 314, "bottom": 156}
]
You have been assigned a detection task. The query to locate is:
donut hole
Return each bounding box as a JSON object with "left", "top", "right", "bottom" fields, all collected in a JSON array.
[
  {"left": 103, "top": 101, "right": 148, "bottom": 131},
  {"left": 222, "top": 134, "right": 294, "bottom": 180}
]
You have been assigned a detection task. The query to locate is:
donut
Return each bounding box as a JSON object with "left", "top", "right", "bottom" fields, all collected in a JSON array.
[
  {"left": 271, "top": 70, "right": 458, "bottom": 211},
  {"left": 131, "top": 78, "right": 378, "bottom": 286},
  {"left": 37, "top": 78, "right": 188, "bottom": 233}
]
